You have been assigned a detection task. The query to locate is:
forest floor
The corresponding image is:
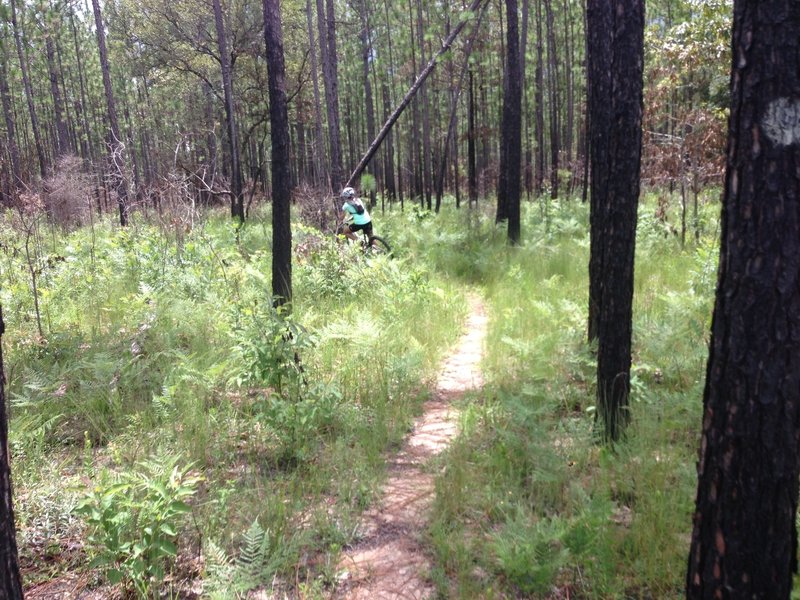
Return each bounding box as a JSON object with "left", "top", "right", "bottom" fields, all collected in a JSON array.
[{"left": 332, "top": 294, "right": 488, "bottom": 599}]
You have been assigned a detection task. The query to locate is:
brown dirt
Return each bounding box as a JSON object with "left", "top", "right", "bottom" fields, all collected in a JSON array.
[{"left": 333, "top": 296, "right": 487, "bottom": 599}]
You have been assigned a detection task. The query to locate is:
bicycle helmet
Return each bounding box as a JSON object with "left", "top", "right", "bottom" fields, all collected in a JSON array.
[{"left": 341, "top": 186, "right": 356, "bottom": 200}]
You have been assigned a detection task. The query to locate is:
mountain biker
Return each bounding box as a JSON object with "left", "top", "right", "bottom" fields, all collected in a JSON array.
[{"left": 338, "top": 186, "right": 373, "bottom": 243}]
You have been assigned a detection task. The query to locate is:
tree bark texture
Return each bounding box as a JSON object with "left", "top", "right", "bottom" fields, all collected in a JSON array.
[
  {"left": 498, "top": 0, "right": 522, "bottom": 243},
  {"left": 263, "top": 0, "right": 292, "bottom": 306},
  {"left": 0, "top": 307, "right": 24, "bottom": 598},
  {"left": 687, "top": 2, "right": 800, "bottom": 597},
  {"left": 587, "top": 0, "right": 644, "bottom": 442},
  {"left": 91, "top": 0, "right": 130, "bottom": 226},
  {"left": 212, "top": 0, "right": 244, "bottom": 222}
]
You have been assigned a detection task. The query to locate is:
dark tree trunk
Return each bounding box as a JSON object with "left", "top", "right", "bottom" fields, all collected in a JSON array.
[
  {"left": 534, "top": 0, "right": 545, "bottom": 195},
  {"left": 359, "top": 0, "right": 377, "bottom": 206},
  {"left": 305, "top": 0, "right": 325, "bottom": 186},
  {"left": 11, "top": 0, "right": 48, "bottom": 180},
  {"left": 91, "top": 0, "right": 130, "bottom": 226},
  {"left": 498, "top": 0, "right": 522, "bottom": 242},
  {"left": 468, "top": 69, "right": 478, "bottom": 206},
  {"left": 544, "top": 0, "right": 560, "bottom": 199},
  {"left": 263, "top": 0, "right": 292, "bottom": 306},
  {"left": 0, "top": 307, "right": 24, "bottom": 599},
  {"left": 587, "top": 0, "right": 644, "bottom": 442},
  {"left": 316, "top": 0, "right": 343, "bottom": 190},
  {"left": 687, "top": 2, "right": 800, "bottom": 597},
  {"left": 212, "top": 0, "right": 244, "bottom": 222},
  {"left": 416, "top": 0, "right": 432, "bottom": 209}
]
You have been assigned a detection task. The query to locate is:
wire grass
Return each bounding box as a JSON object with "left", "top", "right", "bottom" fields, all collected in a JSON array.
[
  {"left": 426, "top": 193, "right": 716, "bottom": 598},
  {"left": 1, "top": 204, "right": 466, "bottom": 594}
]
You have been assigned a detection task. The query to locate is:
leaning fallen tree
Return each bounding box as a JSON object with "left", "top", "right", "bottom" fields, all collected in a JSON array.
[{"left": 345, "top": 0, "right": 488, "bottom": 189}]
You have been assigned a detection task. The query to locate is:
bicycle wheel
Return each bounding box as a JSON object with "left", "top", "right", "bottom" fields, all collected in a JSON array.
[{"left": 366, "top": 235, "right": 392, "bottom": 257}]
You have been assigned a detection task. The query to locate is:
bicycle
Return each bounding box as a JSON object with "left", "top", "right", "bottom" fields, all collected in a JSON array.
[{"left": 336, "top": 220, "right": 392, "bottom": 256}]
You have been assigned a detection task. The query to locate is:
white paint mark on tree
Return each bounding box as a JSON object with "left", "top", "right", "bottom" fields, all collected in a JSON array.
[{"left": 762, "top": 98, "right": 800, "bottom": 147}]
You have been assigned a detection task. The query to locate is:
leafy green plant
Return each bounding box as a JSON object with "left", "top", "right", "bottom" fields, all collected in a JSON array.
[
  {"left": 75, "top": 455, "right": 202, "bottom": 597},
  {"left": 228, "top": 301, "right": 314, "bottom": 395}
]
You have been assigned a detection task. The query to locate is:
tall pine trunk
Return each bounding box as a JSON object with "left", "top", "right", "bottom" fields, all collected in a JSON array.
[
  {"left": 263, "top": 0, "right": 292, "bottom": 305},
  {"left": 587, "top": 0, "right": 644, "bottom": 442},
  {"left": 212, "top": 0, "right": 244, "bottom": 222},
  {"left": 687, "top": 1, "right": 800, "bottom": 596},
  {"left": 498, "top": 0, "right": 522, "bottom": 242},
  {"left": 91, "top": 0, "right": 130, "bottom": 226}
]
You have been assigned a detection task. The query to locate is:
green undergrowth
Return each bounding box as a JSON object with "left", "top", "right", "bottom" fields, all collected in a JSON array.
[
  {"left": 425, "top": 192, "right": 718, "bottom": 598},
  {"left": 1, "top": 207, "right": 465, "bottom": 595}
]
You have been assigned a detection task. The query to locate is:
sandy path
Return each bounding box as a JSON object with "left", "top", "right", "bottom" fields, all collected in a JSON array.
[{"left": 334, "top": 296, "right": 487, "bottom": 599}]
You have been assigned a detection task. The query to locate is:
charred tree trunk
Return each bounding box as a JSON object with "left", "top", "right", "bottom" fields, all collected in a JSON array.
[
  {"left": 263, "top": 0, "right": 292, "bottom": 306},
  {"left": 468, "top": 69, "right": 478, "bottom": 206},
  {"left": 534, "top": 0, "right": 545, "bottom": 195},
  {"left": 497, "top": 0, "right": 522, "bottom": 242},
  {"left": 212, "top": 0, "right": 244, "bottom": 222},
  {"left": 360, "top": 0, "right": 377, "bottom": 206},
  {"left": 687, "top": 2, "right": 800, "bottom": 597},
  {"left": 544, "top": 0, "right": 560, "bottom": 199},
  {"left": 0, "top": 307, "right": 24, "bottom": 599},
  {"left": 587, "top": 0, "right": 644, "bottom": 442}
]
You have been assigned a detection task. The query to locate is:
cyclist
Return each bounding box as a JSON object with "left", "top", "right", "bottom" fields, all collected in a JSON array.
[{"left": 338, "top": 186, "right": 373, "bottom": 243}]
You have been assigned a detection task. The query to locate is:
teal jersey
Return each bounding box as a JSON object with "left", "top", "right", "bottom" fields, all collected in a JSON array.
[{"left": 342, "top": 200, "right": 371, "bottom": 226}]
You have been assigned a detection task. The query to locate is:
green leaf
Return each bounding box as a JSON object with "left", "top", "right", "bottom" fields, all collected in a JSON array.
[{"left": 169, "top": 500, "right": 192, "bottom": 514}]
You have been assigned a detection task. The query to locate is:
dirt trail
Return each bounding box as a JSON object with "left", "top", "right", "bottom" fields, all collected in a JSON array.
[{"left": 334, "top": 295, "right": 487, "bottom": 599}]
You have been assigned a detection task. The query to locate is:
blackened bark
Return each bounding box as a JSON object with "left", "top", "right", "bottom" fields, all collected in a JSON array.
[
  {"left": 212, "top": 0, "right": 244, "bottom": 222},
  {"left": 587, "top": 0, "right": 643, "bottom": 442},
  {"left": 544, "top": 0, "right": 560, "bottom": 199},
  {"left": 91, "top": 0, "right": 130, "bottom": 226},
  {"left": 11, "top": 0, "right": 47, "bottom": 180},
  {"left": 468, "top": 69, "right": 478, "bottom": 206},
  {"left": 0, "top": 307, "right": 24, "bottom": 598},
  {"left": 687, "top": 2, "right": 800, "bottom": 597},
  {"left": 534, "top": 0, "right": 545, "bottom": 195},
  {"left": 416, "top": 0, "right": 432, "bottom": 209},
  {"left": 360, "top": 0, "right": 376, "bottom": 206},
  {"left": 497, "top": 0, "right": 522, "bottom": 242},
  {"left": 263, "top": 0, "right": 292, "bottom": 306}
]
